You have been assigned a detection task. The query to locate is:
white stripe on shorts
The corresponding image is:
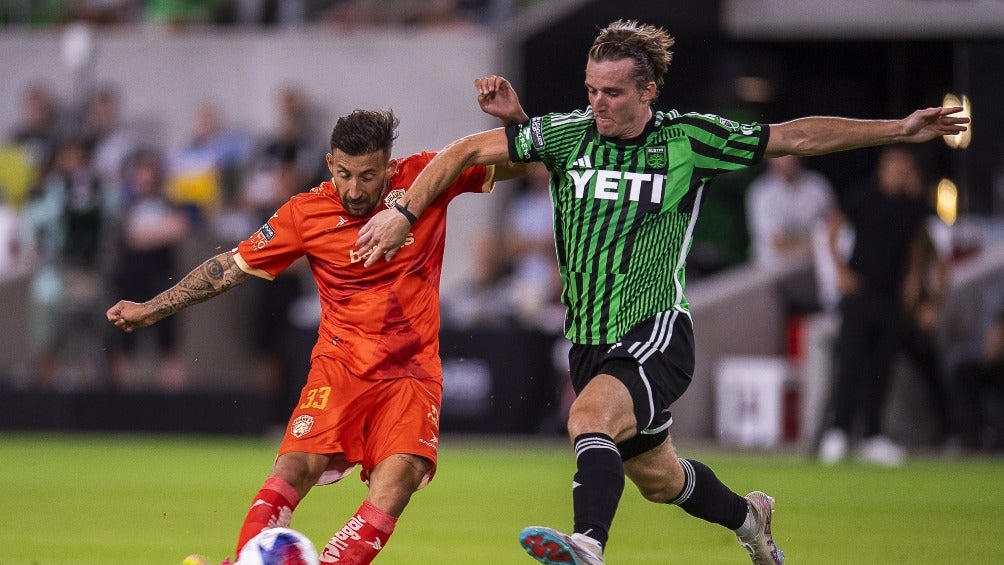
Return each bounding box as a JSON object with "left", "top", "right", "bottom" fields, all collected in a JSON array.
[{"left": 628, "top": 309, "right": 678, "bottom": 364}]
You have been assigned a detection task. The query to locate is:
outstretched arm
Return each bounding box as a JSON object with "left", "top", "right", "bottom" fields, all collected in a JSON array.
[
  {"left": 766, "top": 106, "right": 969, "bottom": 157},
  {"left": 356, "top": 75, "right": 527, "bottom": 266},
  {"left": 477, "top": 74, "right": 530, "bottom": 183},
  {"left": 106, "top": 251, "right": 249, "bottom": 332}
]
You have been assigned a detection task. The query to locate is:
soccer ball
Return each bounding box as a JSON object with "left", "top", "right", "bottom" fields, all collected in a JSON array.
[{"left": 237, "top": 527, "right": 320, "bottom": 565}]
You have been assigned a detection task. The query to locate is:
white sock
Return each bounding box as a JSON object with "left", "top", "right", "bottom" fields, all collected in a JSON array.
[{"left": 734, "top": 502, "right": 756, "bottom": 538}]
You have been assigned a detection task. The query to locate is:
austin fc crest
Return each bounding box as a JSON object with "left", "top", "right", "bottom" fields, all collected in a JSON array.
[{"left": 646, "top": 147, "right": 667, "bottom": 169}]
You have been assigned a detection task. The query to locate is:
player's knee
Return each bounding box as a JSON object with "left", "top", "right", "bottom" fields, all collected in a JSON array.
[
  {"left": 567, "top": 397, "right": 634, "bottom": 441},
  {"left": 372, "top": 455, "right": 430, "bottom": 493},
  {"left": 271, "top": 452, "right": 328, "bottom": 494},
  {"left": 565, "top": 402, "right": 592, "bottom": 438}
]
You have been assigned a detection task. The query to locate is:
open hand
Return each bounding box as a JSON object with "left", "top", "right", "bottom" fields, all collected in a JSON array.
[
  {"left": 476, "top": 75, "right": 527, "bottom": 124},
  {"left": 901, "top": 106, "right": 969, "bottom": 143},
  {"left": 355, "top": 207, "right": 412, "bottom": 267}
]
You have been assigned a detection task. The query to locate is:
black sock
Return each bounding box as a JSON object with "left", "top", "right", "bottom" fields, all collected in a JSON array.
[
  {"left": 668, "top": 458, "right": 748, "bottom": 530},
  {"left": 571, "top": 433, "right": 624, "bottom": 548}
]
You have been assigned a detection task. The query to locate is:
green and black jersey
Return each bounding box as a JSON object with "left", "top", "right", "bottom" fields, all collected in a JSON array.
[{"left": 506, "top": 108, "right": 769, "bottom": 344}]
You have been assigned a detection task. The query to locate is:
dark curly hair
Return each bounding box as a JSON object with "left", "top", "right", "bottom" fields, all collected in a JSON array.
[{"left": 330, "top": 109, "right": 399, "bottom": 157}]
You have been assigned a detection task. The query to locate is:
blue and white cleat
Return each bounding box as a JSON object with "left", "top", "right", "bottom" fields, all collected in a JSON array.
[{"left": 519, "top": 527, "right": 604, "bottom": 565}]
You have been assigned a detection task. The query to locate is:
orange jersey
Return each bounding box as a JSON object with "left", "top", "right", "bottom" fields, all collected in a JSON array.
[{"left": 234, "top": 152, "right": 493, "bottom": 381}]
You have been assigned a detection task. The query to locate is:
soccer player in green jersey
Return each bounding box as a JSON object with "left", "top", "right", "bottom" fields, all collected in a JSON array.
[{"left": 356, "top": 20, "right": 968, "bottom": 565}]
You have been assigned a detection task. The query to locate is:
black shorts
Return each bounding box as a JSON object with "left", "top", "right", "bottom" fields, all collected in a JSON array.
[{"left": 568, "top": 309, "right": 695, "bottom": 459}]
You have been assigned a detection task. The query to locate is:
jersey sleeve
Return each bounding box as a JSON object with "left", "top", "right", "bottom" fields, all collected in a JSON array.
[
  {"left": 506, "top": 110, "right": 594, "bottom": 170},
  {"left": 407, "top": 151, "right": 494, "bottom": 200},
  {"left": 673, "top": 112, "right": 769, "bottom": 174},
  {"left": 450, "top": 158, "right": 494, "bottom": 197},
  {"left": 232, "top": 198, "right": 304, "bottom": 280},
  {"left": 506, "top": 119, "right": 542, "bottom": 163}
]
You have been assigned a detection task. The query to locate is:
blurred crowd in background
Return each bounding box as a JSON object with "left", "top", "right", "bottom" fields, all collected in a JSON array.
[
  {"left": 1, "top": 81, "right": 320, "bottom": 391},
  {"left": 0, "top": 75, "right": 566, "bottom": 383},
  {"left": 0, "top": 0, "right": 516, "bottom": 29}
]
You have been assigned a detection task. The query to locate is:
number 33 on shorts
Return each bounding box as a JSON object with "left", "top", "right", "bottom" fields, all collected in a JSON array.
[{"left": 300, "top": 386, "right": 331, "bottom": 410}]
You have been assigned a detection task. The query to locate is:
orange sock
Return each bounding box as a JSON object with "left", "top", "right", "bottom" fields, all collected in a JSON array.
[
  {"left": 317, "top": 501, "right": 398, "bottom": 564},
  {"left": 235, "top": 477, "right": 302, "bottom": 555}
]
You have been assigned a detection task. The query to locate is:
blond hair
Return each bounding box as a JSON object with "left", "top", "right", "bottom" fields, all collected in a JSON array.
[{"left": 589, "top": 20, "right": 675, "bottom": 99}]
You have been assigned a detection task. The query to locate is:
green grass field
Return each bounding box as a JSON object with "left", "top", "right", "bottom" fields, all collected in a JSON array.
[{"left": 2, "top": 432, "right": 1003, "bottom": 564}]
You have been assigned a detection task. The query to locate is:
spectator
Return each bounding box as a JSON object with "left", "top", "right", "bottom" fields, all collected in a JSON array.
[
  {"left": 143, "top": 0, "right": 230, "bottom": 27},
  {"left": 0, "top": 192, "right": 25, "bottom": 281},
  {"left": 440, "top": 236, "right": 514, "bottom": 330},
  {"left": 950, "top": 306, "right": 1004, "bottom": 451},
  {"left": 232, "top": 0, "right": 310, "bottom": 26},
  {"left": 746, "top": 155, "right": 835, "bottom": 267},
  {"left": 23, "top": 137, "right": 117, "bottom": 390},
  {"left": 0, "top": 141, "right": 38, "bottom": 213},
  {"left": 746, "top": 154, "right": 836, "bottom": 316},
  {"left": 818, "top": 146, "right": 953, "bottom": 466},
  {"left": 241, "top": 86, "right": 326, "bottom": 218},
  {"left": 80, "top": 85, "right": 139, "bottom": 191},
  {"left": 6, "top": 84, "right": 61, "bottom": 184},
  {"left": 110, "top": 149, "right": 189, "bottom": 390},
  {"left": 63, "top": 1, "right": 142, "bottom": 25},
  {"left": 165, "top": 101, "right": 252, "bottom": 227},
  {"left": 0, "top": 3, "right": 73, "bottom": 27},
  {"left": 502, "top": 162, "right": 562, "bottom": 332}
]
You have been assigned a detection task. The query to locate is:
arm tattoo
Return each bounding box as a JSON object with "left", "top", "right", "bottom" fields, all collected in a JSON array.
[{"left": 145, "top": 252, "right": 249, "bottom": 322}]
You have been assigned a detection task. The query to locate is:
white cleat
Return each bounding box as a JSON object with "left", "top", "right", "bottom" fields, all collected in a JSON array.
[
  {"left": 737, "top": 491, "right": 784, "bottom": 565},
  {"left": 856, "top": 435, "right": 906, "bottom": 467},
  {"left": 818, "top": 428, "right": 848, "bottom": 465}
]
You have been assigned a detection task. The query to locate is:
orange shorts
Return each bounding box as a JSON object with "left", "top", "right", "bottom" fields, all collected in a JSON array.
[{"left": 277, "top": 355, "right": 443, "bottom": 487}]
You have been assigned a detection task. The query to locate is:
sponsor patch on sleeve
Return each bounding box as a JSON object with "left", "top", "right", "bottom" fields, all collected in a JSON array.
[
  {"left": 718, "top": 117, "right": 739, "bottom": 131},
  {"left": 260, "top": 221, "right": 275, "bottom": 241},
  {"left": 247, "top": 221, "right": 276, "bottom": 251},
  {"left": 530, "top": 116, "right": 545, "bottom": 150}
]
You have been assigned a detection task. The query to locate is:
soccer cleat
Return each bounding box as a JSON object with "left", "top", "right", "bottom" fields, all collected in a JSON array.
[
  {"left": 737, "top": 491, "right": 784, "bottom": 565},
  {"left": 856, "top": 435, "right": 906, "bottom": 467},
  {"left": 519, "top": 527, "right": 604, "bottom": 565},
  {"left": 818, "top": 428, "right": 848, "bottom": 465}
]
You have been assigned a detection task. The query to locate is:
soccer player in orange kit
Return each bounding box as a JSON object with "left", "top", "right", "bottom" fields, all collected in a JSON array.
[{"left": 107, "top": 86, "right": 528, "bottom": 564}]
